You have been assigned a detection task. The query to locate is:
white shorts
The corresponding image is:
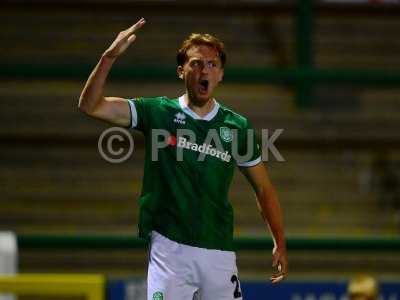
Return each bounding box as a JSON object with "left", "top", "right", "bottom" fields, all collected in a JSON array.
[{"left": 147, "top": 231, "right": 243, "bottom": 300}]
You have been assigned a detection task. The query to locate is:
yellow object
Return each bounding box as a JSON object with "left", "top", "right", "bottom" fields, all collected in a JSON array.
[
  {"left": 0, "top": 274, "right": 104, "bottom": 300},
  {"left": 348, "top": 275, "right": 379, "bottom": 300}
]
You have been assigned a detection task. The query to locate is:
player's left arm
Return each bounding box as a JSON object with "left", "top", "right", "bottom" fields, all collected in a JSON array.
[{"left": 239, "top": 162, "right": 288, "bottom": 283}]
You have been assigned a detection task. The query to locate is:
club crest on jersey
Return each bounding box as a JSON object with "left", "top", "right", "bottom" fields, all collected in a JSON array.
[
  {"left": 220, "top": 126, "right": 233, "bottom": 142},
  {"left": 153, "top": 292, "right": 163, "bottom": 300},
  {"left": 174, "top": 112, "right": 186, "bottom": 124}
]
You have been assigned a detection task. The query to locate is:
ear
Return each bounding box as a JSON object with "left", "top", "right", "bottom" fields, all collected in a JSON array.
[{"left": 177, "top": 66, "right": 184, "bottom": 80}]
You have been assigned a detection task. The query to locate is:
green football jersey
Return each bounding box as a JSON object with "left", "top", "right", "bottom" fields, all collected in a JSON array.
[{"left": 128, "top": 95, "right": 261, "bottom": 251}]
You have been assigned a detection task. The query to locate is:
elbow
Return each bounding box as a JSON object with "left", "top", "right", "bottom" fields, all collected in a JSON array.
[
  {"left": 78, "top": 104, "right": 89, "bottom": 115},
  {"left": 78, "top": 97, "right": 93, "bottom": 115},
  {"left": 78, "top": 101, "right": 86, "bottom": 113},
  {"left": 78, "top": 96, "right": 86, "bottom": 113},
  {"left": 78, "top": 94, "right": 104, "bottom": 116}
]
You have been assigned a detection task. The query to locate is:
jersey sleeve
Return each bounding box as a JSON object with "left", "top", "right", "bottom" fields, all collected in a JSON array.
[
  {"left": 236, "top": 119, "right": 262, "bottom": 167},
  {"left": 127, "top": 97, "right": 162, "bottom": 133}
]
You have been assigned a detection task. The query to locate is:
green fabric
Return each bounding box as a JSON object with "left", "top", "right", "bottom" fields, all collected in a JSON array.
[{"left": 130, "top": 96, "right": 261, "bottom": 251}]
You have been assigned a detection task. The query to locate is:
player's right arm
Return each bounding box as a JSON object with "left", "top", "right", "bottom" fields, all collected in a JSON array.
[{"left": 78, "top": 18, "right": 146, "bottom": 126}]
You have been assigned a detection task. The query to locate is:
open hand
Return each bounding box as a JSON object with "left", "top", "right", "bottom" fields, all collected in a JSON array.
[
  {"left": 103, "top": 18, "right": 146, "bottom": 58},
  {"left": 270, "top": 246, "right": 288, "bottom": 284}
]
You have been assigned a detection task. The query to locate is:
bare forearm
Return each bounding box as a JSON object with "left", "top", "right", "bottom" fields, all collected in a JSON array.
[
  {"left": 78, "top": 54, "right": 116, "bottom": 113},
  {"left": 78, "top": 19, "right": 145, "bottom": 123},
  {"left": 256, "top": 186, "right": 286, "bottom": 249},
  {"left": 241, "top": 163, "right": 288, "bottom": 281}
]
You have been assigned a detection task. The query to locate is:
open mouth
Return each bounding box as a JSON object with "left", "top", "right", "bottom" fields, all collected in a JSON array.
[{"left": 199, "top": 79, "right": 209, "bottom": 93}]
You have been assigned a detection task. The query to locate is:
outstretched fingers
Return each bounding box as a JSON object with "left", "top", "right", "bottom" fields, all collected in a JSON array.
[
  {"left": 127, "top": 18, "right": 146, "bottom": 35},
  {"left": 270, "top": 250, "right": 288, "bottom": 284},
  {"left": 270, "top": 272, "right": 285, "bottom": 284},
  {"left": 103, "top": 18, "right": 146, "bottom": 58}
]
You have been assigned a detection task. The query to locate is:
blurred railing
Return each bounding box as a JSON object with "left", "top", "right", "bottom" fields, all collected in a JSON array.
[
  {"left": 18, "top": 234, "right": 400, "bottom": 251},
  {"left": 2, "top": 0, "right": 400, "bottom": 108},
  {"left": 2, "top": 0, "right": 400, "bottom": 250},
  {"left": 3, "top": 64, "right": 400, "bottom": 85}
]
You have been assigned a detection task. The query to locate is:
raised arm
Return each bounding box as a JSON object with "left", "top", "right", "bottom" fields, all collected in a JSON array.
[
  {"left": 78, "top": 18, "right": 146, "bottom": 126},
  {"left": 239, "top": 162, "right": 288, "bottom": 283}
]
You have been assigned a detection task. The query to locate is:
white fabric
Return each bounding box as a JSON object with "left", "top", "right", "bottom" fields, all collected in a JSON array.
[
  {"left": 147, "top": 231, "right": 243, "bottom": 300},
  {"left": 128, "top": 99, "right": 138, "bottom": 128},
  {"left": 237, "top": 156, "right": 262, "bottom": 168},
  {"left": 128, "top": 96, "right": 220, "bottom": 128},
  {"left": 178, "top": 95, "right": 220, "bottom": 121}
]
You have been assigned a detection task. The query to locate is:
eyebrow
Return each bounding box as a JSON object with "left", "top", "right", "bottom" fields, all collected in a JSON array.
[{"left": 189, "top": 57, "right": 219, "bottom": 63}]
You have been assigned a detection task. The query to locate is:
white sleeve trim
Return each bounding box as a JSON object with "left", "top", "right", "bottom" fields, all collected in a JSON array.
[
  {"left": 237, "top": 156, "right": 262, "bottom": 167},
  {"left": 127, "top": 99, "right": 138, "bottom": 128}
]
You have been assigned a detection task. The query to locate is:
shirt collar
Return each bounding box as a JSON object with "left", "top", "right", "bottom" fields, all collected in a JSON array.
[{"left": 178, "top": 95, "right": 220, "bottom": 121}]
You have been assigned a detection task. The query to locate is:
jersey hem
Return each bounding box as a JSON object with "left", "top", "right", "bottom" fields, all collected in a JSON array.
[{"left": 139, "top": 228, "right": 235, "bottom": 252}]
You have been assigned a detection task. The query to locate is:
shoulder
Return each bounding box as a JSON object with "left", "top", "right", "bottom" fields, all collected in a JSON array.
[
  {"left": 218, "top": 103, "right": 250, "bottom": 128},
  {"left": 132, "top": 96, "right": 171, "bottom": 104},
  {"left": 132, "top": 96, "right": 179, "bottom": 109}
]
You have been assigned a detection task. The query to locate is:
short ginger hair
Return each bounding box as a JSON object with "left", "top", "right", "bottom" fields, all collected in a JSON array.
[{"left": 177, "top": 33, "right": 226, "bottom": 67}]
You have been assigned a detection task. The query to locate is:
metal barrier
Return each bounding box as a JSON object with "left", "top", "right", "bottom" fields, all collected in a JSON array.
[
  {"left": 2, "top": 1, "right": 400, "bottom": 108},
  {"left": 17, "top": 234, "right": 400, "bottom": 251}
]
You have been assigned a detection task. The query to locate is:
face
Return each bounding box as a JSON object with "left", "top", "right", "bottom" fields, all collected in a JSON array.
[{"left": 177, "top": 45, "right": 224, "bottom": 105}]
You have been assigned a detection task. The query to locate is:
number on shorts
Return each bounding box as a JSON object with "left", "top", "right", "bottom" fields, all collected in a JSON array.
[{"left": 230, "top": 274, "right": 242, "bottom": 298}]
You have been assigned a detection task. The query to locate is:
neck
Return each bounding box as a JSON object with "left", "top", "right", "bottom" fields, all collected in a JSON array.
[{"left": 184, "top": 94, "right": 215, "bottom": 118}]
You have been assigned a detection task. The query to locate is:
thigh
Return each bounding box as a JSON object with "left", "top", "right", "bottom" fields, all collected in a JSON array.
[
  {"left": 147, "top": 266, "right": 198, "bottom": 300},
  {"left": 198, "top": 251, "right": 243, "bottom": 300},
  {"left": 200, "top": 269, "right": 243, "bottom": 300},
  {"left": 147, "top": 232, "right": 198, "bottom": 300}
]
